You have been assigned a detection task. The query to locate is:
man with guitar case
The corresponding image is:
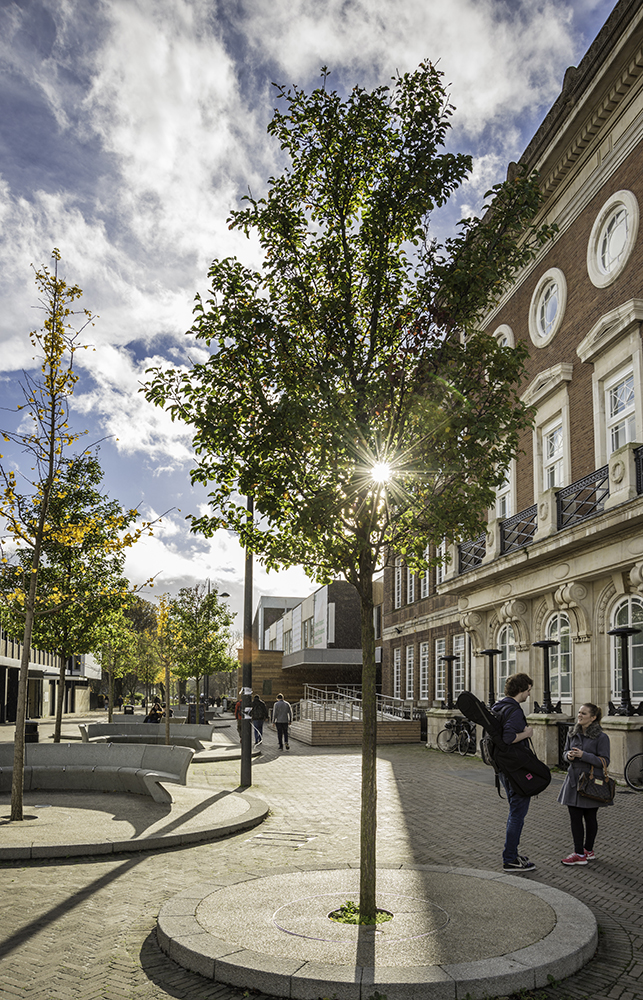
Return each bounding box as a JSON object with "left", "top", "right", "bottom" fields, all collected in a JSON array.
[{"left": 457, "top": 673, "right": 550, "bottom": 873}]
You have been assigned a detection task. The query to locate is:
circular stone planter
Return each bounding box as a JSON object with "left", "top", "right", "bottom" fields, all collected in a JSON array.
[{"left": 156, "top": 864, "right": 597, "bottom": 1000}]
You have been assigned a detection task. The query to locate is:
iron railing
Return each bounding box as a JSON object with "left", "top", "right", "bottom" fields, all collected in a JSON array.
[
  {"left": 500, "top": 504, "right": 538, "bottom": 554},
  {"left": 556, "top": 466, "right": 609, "bottom": 529},
  {"left": 300, "top": 684, "right": 412, "bottom": 723},
  {"left": 459, "top": 533, "right": 486, "bottom": 574},
  {"left": 635, "top": 445, "right": 643, "bottom": 494}
]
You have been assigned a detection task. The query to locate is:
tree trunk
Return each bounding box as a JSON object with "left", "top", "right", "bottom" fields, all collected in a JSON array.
[
  {"left": 164, "top": 657, "right": 171, "bottom": 746},
  {"left": 108, "top": 650, "right": 114, "bottom": 722},
  {"left": 10, "top": 564, "right": 40, "bottom": 820},
  {"left": 358, "top": 565, "right": 377, "bottom": 921},
  {"left": 53, "top": 652, "right": 66, "bottom": 743}
]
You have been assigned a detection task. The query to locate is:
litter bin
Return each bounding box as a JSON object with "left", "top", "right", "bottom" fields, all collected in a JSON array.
[
  {"left": 123, "top": 705, "right": 134, "bottom": 715},
  {"left": 24, "top": 720, "right": 39, "bottom": 743}
]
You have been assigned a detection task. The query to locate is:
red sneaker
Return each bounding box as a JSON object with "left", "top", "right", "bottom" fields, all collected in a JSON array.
[
  {"left": 561, "top": 852, "right": 587, "bottom": 865},
  {"left": 584, "top": 850, "right": 595, "bottom": 860}
]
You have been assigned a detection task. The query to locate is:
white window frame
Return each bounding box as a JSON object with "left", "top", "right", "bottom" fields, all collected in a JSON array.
[
  {"left": 419, "top": 641, "right": 430, "bottom": 700},
  {"left": 435, "top": 637, "right": 446, "bottom": 701},
  {"left": 528, "top": 268, "right": 567, "bottom": 347},
  {"left": 587, "top": 190, "right": 639, "bottom": 289},
  {"left": 393, "top": 647, "right": 401, "bottom": 699},
  {"left": 453, "top": 633, "right": 466, "bottom": 698},
  {"left": 546, "top": 613, "right": 572, "bottom": 702},
  {"left": 405, "top": 645, "right": 415, "bottom": 700},
  {"left": 496, "top": 463, "right": 514, "bottom": 520},
  {"left": 525, "top": 366, "right": 572, "bottom": 501},
  {"left": 394, "top": 557, "right": 403, "bottom": 609},
  {"left": 577, "top": 300, "right": 643, "bottom": 470},
  {"left": 497, "top": 624, "right": 516, "bottom": 696},
  {"left": 435, "top": 540, "right": 446, "bottom": 586},
  {"left": 542, "top": 417, "right": 564, "bottom": 490},
  {"left": 493, "top": 324, "right": 515, "bottom": 348},
  {"left": 420, "top": 545, "right": 430, "bottom": 599},
  {"left": 606, "top": 367, "right": 636, "bottom": 457},
  {"left": 611, "top": 596, "right": 643, "bottom": 701},
  {"left": 406, "top": 567, "right": 415, "bottom": 604}
]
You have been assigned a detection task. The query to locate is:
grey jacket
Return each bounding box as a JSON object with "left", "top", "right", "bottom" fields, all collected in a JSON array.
[
  {"left": 557, "top": 721, "right": 612, "bottom": 808},
  {"left": 272, "top": 699, "right": 292, "bottom": 723}
]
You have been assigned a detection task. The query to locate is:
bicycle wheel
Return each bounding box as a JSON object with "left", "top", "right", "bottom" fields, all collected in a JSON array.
[
  {"left": 624, "top": 753, "right": 643, "bottom": 790},
  {"left": 457, "top": 731, "right": 469, "bottom": 756},
  {"left": 437, "top": 728, "right": 458, "bottom": 752}
]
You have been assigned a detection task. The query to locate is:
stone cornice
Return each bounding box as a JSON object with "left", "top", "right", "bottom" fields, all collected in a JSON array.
[
  {"left": 522, "top": 363, "right": 574, "bottom": 407},
  {"left": 576, "top": 298, "right": 643, "bottom": 363}
]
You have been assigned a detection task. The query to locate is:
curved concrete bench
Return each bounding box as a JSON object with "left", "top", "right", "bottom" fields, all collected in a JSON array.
[
  {"left": 85, "top": 722, "right": 219, "bottom": 742},
  {"left": 0, "top": 742, "right": 194, "bottom": 803},
  {"left": 111, "top": 713, "right": 186, "bottom": 725},
  {"left": 79, "top": 727, "right": 208, "bottom": 752}
]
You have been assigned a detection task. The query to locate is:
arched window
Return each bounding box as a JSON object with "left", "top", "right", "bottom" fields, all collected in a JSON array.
[
  {"left": 611, "top": 596, "right": 643, "bottom": 700},
  {"left": 497, "top": 624, "right": 516, "bottom": 694},
  {"left": 547, "top": 613, "right": 572, "bottom": 701}
]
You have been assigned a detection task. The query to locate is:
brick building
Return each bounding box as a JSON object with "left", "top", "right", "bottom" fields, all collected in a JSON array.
[{"left": 382, "top": 0, "right": 643, "bottom": 773}]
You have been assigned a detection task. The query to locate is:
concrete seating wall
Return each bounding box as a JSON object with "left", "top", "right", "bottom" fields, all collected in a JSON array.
[
  {"left": 0, "top": 742, "right": 194, "bottom": 803},
  {"left": 111, "top": 713, "right": 186, "bottom": 725},
  {"left": 82, "top": 722, "right": 218, "bottom": 742}
]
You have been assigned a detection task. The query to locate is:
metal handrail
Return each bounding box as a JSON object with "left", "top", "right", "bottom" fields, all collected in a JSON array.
[{"left": 300, "top": 685, "right": 411, "bottom": 722}]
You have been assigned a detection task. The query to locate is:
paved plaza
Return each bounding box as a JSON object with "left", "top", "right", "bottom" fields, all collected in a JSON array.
[{"left": 0, "top": 713, "right": 641, "bottom": 1000}]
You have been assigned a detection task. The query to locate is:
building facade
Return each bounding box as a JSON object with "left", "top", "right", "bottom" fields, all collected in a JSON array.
[
  {"left": 0, "top": 626, "right": 101, "bottom": 722},
  {"left": 382, "top": 0, "right": 643, "bottom": 772}
]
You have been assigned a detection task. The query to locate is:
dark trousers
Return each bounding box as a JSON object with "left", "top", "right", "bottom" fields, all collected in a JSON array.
[
  {"left": 568, "top": 806, "right": 599, "bottom": 854},
  {"left": 276, "top": 722, "right": 289, "bottom": 748},
  {"left": 499, "top": 773, "right": 530, "bottom": 863},
  {"left": 253, "top": 720, "right": 264, "bottom": 743}
]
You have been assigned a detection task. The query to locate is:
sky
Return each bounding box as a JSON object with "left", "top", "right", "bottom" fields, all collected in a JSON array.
[{"left": 0, "top": 0, "right": 616, "bottom": 629}]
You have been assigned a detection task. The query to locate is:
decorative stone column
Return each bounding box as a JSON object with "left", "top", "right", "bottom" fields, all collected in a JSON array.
[
  {"left": 601, "top": 716, "right": 643, "bottom": 777},
  {"left": 604, "top": 440, "right": 641, "bottom": 511},
  {"left": 527, "top": 713, "right": 574, "bottom": 767}
]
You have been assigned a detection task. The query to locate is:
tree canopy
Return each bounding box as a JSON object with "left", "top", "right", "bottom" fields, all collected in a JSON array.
[{"left": 145, "top": 63, "right": 554, "bottom": 917}]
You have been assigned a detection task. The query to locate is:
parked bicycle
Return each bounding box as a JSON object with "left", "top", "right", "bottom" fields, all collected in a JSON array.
[
  {"left": 436, "top": 717, "right": 476, "bottom": 756},
  {"left": 624, "top": 752, "right": 643, "bottom": 790}
]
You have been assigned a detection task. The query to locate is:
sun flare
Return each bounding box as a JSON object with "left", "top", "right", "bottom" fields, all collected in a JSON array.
[{"left": 371, "top": 461, "right": 392, "bottom": 484}]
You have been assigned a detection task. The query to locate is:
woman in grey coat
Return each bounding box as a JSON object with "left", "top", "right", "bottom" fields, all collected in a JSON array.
[{"left": 558, "top": 703, "right": 611, "bottom": 866}]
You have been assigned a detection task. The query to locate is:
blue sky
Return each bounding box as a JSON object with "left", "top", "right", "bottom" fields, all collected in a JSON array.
[{"left": 0, "top": 0, "right": 615, "bottom": 627}]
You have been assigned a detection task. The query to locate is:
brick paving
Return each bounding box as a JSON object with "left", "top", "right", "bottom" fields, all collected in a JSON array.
[{"left": 0, "top": 716, "right": 641, "bottom": 1000}]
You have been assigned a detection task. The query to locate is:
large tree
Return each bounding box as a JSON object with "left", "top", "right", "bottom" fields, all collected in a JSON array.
[{"left": 145, "top": 64, "right": 554, "bottom": 919}]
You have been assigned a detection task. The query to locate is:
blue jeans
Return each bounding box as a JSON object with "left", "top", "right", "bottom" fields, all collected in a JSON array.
[
  {"left": 253, "top": 720, "right": 264, "bottom": 744},
  {"left": 499, "top": 773, "right": 530, "bottom": 863}
]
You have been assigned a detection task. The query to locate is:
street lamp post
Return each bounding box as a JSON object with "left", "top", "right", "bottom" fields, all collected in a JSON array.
[
  {"left": 240, "top": 498, "right": 254, "bottom": 788},
  {"left": 607, "top": 626, "right": 641, "bottom": 716},
  {"left": 440, "top": 654, "right": 458, "bottom": 710},
  {"left": 532, "top": 640, "right": 560, "bottom": 714},
  {"left": 480, "top": 649, "right": 502, "bottom": 708}
]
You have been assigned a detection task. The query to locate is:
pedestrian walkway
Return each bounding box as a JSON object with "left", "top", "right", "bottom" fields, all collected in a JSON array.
[{"left": 0, "top": 716, "right": 641, "bottom": 1000}]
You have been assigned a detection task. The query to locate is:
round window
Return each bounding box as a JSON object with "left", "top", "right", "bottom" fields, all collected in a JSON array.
[
  {"left": 528, "top": 268, "right": 567, "bottom": 347},
  {"left": 587, "top": 190, "right": 639, "bottom": 289}
]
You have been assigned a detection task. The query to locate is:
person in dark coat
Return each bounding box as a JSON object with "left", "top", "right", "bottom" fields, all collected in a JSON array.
[
  {"left": 558, "top": 703, "right": 612, "bottom": 865},
  {"left": 251, "top": 694, "right": 269, "bottom": 745}
]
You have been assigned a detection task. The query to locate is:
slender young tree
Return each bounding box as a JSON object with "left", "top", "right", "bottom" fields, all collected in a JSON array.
[
  {"left": 168, "top": 584, "right": 235, "bottom": 701},
  {"left": 0, "top": 253, "right": 152, "bottom": 819},
  {"left": 145, "top": 64, "right": 554, "bottom": 919},
  {"left": 0, "top": 453, "right": 142, "bottom": 741}
]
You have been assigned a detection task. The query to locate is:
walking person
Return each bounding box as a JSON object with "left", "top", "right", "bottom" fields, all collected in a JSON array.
[
  {"left": 251, "top": 694, "right": 269, "bottom": 745},
  {"left": 234, "top": 692, "right": 244, "bottom": 742},
  {"left": 558, "top": 703, "right": 612, "bottom": 865},
  {"left": 272, "top": 693, "right": 292, "bottom": 750},
  {"left": 493, "top": 673, "right": 536, "bottom": 872}
]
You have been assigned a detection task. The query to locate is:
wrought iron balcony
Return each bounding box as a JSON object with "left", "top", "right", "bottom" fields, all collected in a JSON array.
[
  {"left": 556, "top": 466, "right": 609, "bottom": 529},
  {"left": 459, "top": 532, "right": 486, "bottom": 573},
  {"left": 500, "top": 504, "right": 538, "bottom": 554}
]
